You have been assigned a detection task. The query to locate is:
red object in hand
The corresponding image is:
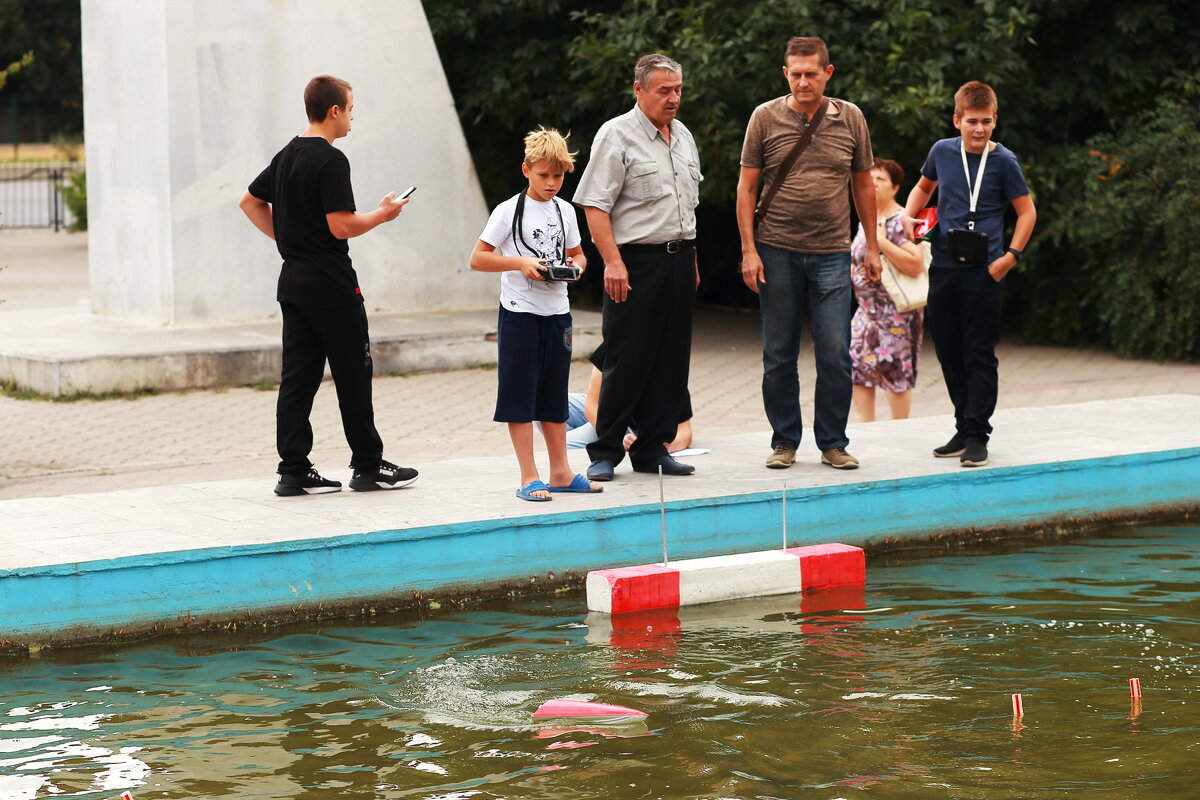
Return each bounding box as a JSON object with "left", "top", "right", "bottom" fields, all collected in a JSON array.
[{"left": 915, "top": 206, "right": 938, "bottom": 239}]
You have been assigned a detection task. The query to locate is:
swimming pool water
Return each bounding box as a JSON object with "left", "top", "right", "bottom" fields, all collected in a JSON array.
[{"left": 2, "top": 524, "right": 1197, "bottom": 799}]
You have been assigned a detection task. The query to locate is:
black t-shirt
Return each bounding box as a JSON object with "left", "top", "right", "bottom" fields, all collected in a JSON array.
[{"left": 248, "top": 136, "right": 362, "bottom": 306}]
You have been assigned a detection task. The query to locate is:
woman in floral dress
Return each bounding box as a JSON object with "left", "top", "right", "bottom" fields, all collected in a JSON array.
[{"left": 850, "top": 158, "right": 927, "bottom": 421}]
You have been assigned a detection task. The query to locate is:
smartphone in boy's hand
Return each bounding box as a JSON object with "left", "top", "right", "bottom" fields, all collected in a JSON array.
[{"left": 392, "top": 185, "right": 417, "bottom": 201}]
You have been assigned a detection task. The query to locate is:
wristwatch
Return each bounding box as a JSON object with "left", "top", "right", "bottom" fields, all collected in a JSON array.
[{"left": 1006, "top": 247, "right": 1023, "bottom": 262}]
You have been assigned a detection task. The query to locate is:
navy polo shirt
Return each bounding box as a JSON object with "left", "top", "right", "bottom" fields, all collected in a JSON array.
[{"left": 921, "top": 137, "right": 1030, "bottom": 268}]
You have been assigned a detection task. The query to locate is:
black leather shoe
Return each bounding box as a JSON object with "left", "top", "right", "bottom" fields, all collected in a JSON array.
[
  {"left": 633, "top": 455, "right": 695, "bottom": 476},
  {"left": 587, "top": 459, "right": 615, "bottom": 481}
]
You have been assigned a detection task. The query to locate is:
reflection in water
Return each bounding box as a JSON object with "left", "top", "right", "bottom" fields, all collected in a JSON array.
[{"left": 0, "top": 524, "right": 1198, "bottom": 798}]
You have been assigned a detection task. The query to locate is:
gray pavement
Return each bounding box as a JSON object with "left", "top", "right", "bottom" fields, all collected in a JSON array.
[
  {"left": 0, "top": 227, "right": 90, "bottom": 309},
  {"left": 4, "top": 394, "right": 1196, "bottom": 573},
  {"left": 2, "top": 229, "right": 1200, "bottom": 501}
]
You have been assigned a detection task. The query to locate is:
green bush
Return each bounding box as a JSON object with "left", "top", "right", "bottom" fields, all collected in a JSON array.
[
  {"left": 426, "top": 0, "right": 1200, "bottom": 328},
  {"left": 57, "top": 169, "right": 87, "bottom": 232},
  {"left": 1012, "top": 100, "right": 1200, "bottom": 361},
  {"left": 49, "top": 130, "right": 84, "bottom": 162}
]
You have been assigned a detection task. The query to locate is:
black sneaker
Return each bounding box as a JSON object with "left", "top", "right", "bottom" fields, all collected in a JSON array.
[
  {"left": 932, "top": 433, "right": 967, "bottom": 458},
  {"left": 349, "top": 460, "right": 419, "bottom": 491},
  {"left": 275, "top": 469, "right": 342, "bottom": 497},
  {"left": 960, "top": 440, "right": 989, "bottom": 468}
]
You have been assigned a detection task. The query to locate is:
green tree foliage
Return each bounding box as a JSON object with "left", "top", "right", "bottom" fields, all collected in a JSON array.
[
  {"left": 0, "top": 0, "right": 80, "bottom": 97},
  {"left": 424, "top": 0, "right": 622, "bottom": 207},
  {"left": 0, "top": 50, "right": 33, "bottom": 91},
  {"left": 427, "top": 1, "right": 1200, "bottom": 357},
  {"left": 571, "top": 0, "right": 1039, "bottom": 203},
  {"left": 0, "top": 0, "right": 82, "bottom": 142},
  {"left": 57, "top": 169, "right": 87, "bottom": 232},
  {"left": 1013, "top": 101, "right": 1200, "bottom": 361},
  {"left": 428, "top": 0, "right": 1046, "bottom": 202}
]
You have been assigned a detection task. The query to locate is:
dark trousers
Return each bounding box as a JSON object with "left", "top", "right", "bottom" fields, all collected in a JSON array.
[
  {"left": 587, "top": 247, "right": 695, "bottom": 468},
  {"left": 277, "top": 301, "right": 383, "bottom": 474},
  {"left": 926, "top": 266, "right": 1005, "bottom": 444}
]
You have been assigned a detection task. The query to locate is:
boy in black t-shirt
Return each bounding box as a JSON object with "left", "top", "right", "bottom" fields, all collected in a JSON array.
[{"left": 239, "top": 75, "right": 419, "bottom": 496}]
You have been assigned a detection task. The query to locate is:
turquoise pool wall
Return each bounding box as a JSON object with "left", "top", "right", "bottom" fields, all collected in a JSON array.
[{"left": 3, "top": 448, "right": 1197, "bottom": 642}]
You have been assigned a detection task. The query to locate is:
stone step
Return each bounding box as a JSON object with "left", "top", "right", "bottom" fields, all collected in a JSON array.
[{"left": 0, "top": 305, "right": 602, "bottom": 395}]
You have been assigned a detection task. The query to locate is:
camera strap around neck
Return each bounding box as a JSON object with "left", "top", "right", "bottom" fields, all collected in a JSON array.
[
  {"left": 513, "top": 190, "right": 565, "bottom": 261},
  {"left": 959, "top": 138, "right": 990, "bottom": 231}
]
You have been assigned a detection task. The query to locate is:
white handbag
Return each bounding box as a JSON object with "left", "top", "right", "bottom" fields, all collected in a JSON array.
[{"left": 879, "top": 240, "right": 931, "bottom": 312}]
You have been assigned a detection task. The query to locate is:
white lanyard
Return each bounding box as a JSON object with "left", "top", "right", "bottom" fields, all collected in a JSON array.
[{"left": 959, "top": 138, "right": 990, "bottom": 231}]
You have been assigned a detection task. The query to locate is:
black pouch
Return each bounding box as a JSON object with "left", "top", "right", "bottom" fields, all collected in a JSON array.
[{"left": 947, "top": 228, "right": 990, "bottom": 264}]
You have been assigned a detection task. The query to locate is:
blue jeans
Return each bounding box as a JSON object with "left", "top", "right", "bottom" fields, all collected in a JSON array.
[{"left": 756, "top": 243, "right": 853, "bottom": 451}]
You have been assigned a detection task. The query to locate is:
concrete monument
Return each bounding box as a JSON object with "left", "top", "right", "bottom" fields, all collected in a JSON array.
[{"left": 81, "top": 0, "right": 492, "bottom": 325}]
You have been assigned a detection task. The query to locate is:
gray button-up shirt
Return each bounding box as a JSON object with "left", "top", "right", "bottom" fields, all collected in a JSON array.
[{"left": 573, "top": 105, "right": 702, "bottom": 246}]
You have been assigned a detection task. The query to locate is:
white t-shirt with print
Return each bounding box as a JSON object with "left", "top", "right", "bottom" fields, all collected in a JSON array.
[{"left": 479, "top": 193, "right": 581, "bottom": 316}]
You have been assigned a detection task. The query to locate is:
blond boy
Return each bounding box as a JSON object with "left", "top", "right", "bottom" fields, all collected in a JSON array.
[{"left": 470, "top": 128, "right": 602, "bottom": 500}]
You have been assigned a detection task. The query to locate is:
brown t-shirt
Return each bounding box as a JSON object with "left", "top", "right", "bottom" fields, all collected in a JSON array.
[{"left": 740, "top": 96, "right": 874, "bottom": 254}]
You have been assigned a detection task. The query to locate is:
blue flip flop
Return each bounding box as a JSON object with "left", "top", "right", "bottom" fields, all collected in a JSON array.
[
  {"left": 516, "top": 480, "right": 553, "bottom": 502},
  {"left": 549, "top": 474, "right": 604, "bottom": 493}
]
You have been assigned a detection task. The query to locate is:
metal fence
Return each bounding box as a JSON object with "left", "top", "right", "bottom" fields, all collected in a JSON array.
[{"left": 0, "top": 162, "right": 82, "bottom": 231}]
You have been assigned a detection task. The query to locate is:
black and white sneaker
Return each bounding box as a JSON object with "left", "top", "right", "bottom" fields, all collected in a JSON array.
[
  {"left": 275, "top": 469, "right": 342, "bottom": 497},
  {"left": 349, "top": 460, "right": 419, "bottom": 491}
]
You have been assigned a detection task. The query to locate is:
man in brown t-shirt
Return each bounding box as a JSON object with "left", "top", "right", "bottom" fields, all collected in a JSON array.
[{"left": 736, "top": 36, "right": 880, "bottom": 471}]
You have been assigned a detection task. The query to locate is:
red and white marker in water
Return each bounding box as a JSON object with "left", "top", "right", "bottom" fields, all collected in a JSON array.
[
  {"left": 1129, "top": 678, "right": 1142, "bottom": 699},
  {"left": 587, "top": 543, "right": 866, "bottom": 614},
  {"left": 119, "top": 793, "right": 135, "bottom": 800},
  {"left": 532, "top": 699, "right": 647, "bottom": 720},
  {"left": 1011, "top": 693, "right": 1024, "bottom": 717}
]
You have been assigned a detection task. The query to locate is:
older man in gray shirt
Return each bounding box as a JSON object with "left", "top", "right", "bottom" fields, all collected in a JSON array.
[{"left": 574, "top": 53, "right": 703, "bottom": 481}]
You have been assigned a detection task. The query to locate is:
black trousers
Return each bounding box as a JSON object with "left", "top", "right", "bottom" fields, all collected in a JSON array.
[
  {"left": 926, "top": 266, "right": 1005, "bottom": 444},
  {"left": 277, "top": 301, "right": 383, "bottom": 474},
  {"left": 587, "top": 247, "right": 695, "bottom": 468}
]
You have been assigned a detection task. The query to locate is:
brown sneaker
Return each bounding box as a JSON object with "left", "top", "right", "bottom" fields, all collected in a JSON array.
[
  {"left": 765, "top": 443, "right": 797, "bottom": 469},
  {"left": 821, "top": 447, "right": 860, "bottom": 470}
]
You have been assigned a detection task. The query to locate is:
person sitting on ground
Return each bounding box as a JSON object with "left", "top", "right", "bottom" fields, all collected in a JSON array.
[
  {"left": 850, "top": 157, "right": 926, "bottom": 422},
  {"left": 565, "top": 358, "right": 694, "bottom": 452},
  {"left": 469, "top": 126, "right": 603, "bottom": 501},
  {"left": 239, "top": 75, "right": 418, "bottom": 497}
]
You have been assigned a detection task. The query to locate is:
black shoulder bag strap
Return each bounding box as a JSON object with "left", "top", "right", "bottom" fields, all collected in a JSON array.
[{"left": 754, "top": 98, "right": 829, "bottom": 229}]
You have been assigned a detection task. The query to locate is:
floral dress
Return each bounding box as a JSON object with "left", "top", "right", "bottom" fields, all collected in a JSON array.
[{"left": 850, "top": 213, "right": 923, "bottom": 392}]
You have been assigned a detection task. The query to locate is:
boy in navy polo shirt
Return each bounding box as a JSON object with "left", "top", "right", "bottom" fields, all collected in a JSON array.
[
  {"left": 902, "top": 81, "right": 1037, "bottom": 467},
  {"left": 470, "top": 127, "right": 602, "bottom": 501}
]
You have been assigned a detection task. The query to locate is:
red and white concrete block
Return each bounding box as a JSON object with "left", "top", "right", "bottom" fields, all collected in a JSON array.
[{"left": 586, "top": 543, "right": 865, "bottom": 614}]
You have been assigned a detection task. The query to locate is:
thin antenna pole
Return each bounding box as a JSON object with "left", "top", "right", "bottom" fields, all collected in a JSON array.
[
  {"left": 659, "top": 465, "right": 669, "bottom": 566},
  {"left": 782, "top": 482, "right": 788, "bottom": 550}
]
